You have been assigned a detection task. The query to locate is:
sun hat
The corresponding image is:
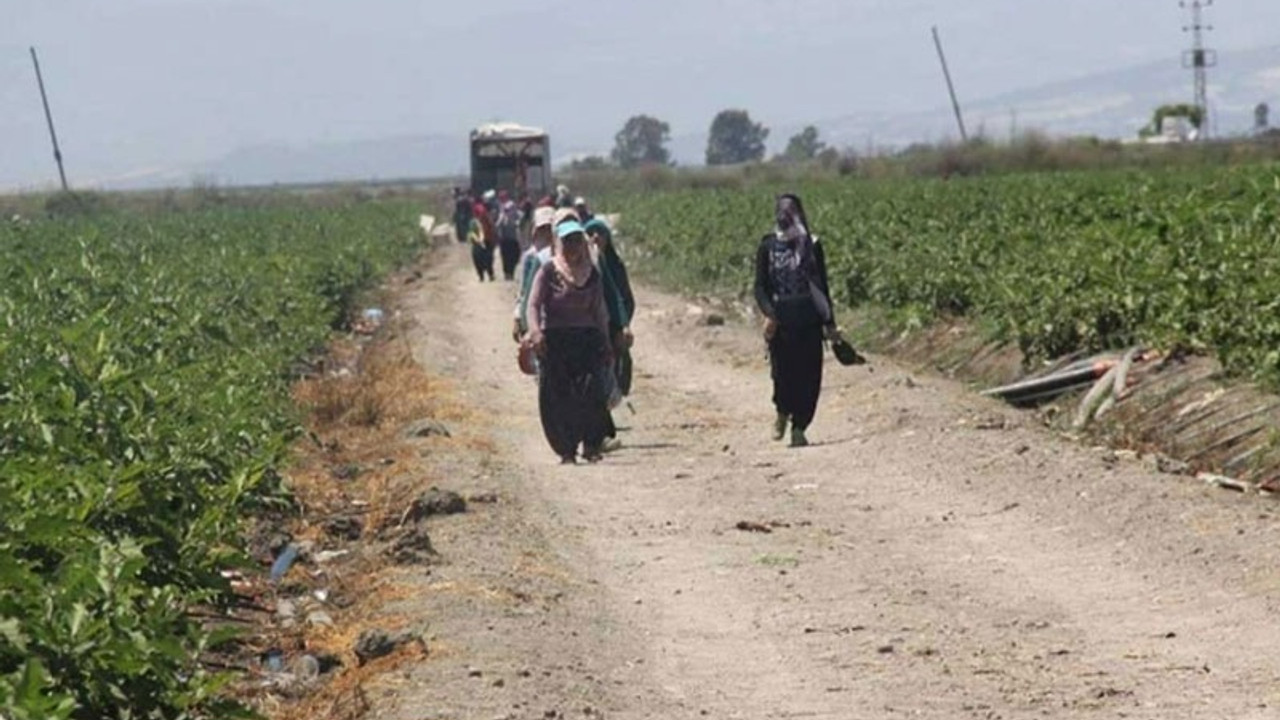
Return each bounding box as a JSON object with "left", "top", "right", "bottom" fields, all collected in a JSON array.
[
  {"left": 553, "top": 207, "right": 580, "bottom": 226},
  {"left": 533, "top": 206, "right": 556, "bottom": 229},
  {"left": 556, "top": 221, "right": 587, "bottom": 239}
]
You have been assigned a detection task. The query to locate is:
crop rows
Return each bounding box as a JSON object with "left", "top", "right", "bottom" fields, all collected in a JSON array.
[
  {"left": 607, "top": 165, "right": 1280, "bottom": 384},
  {"left": 0, "top": 200, "right": 421, "bottom": 718}
]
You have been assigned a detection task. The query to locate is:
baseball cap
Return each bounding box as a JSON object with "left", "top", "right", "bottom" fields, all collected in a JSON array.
[
  {"left": 556, "top": 221, "right": 587, "bottom": 239},
  {"left": 533, "top": 206, "right": 555, "bottom": 229}
]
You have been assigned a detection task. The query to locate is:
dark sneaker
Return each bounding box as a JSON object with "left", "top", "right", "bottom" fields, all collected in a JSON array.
[
  {"left": 560, "top": 454, "right": 577, "bottom": 465},
  {"left": 789, "top": 427, "right": 809, "bottom": 448},
  {"left": 773, "top": 413, "right": 789, "bottom": 441}
]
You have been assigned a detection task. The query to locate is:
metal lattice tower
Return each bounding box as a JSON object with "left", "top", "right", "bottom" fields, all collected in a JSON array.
[{"left": 1181, "top": 0, "right": 1217, "bottom": 139}]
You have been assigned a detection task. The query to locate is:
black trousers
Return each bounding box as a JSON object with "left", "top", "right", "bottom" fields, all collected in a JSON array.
[
  {"left": 539, "top": 328, "right": 610, "bottom": 458},
  {"left": 470, "top": 243, "right": 494, "bottom": 281},
  {"left": 499, "top": 237, "right": 521, "bottom": 280},
  {"left": 768, "top": 324, "right": 824, "bottom": 430}
]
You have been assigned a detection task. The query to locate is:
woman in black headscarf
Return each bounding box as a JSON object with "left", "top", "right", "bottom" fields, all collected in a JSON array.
[{"left": 753, "top": 193, "right": 838, "bottom": 447}]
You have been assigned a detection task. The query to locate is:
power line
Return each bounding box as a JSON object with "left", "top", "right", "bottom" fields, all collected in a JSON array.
[{"left": 1181, "top": 0, "right": 1217, "bottom": 141}]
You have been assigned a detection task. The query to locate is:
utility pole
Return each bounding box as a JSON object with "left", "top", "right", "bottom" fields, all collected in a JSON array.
[
  {"left": 29, "top": 46, "right": 69, "bottom": 191},
  {"left": 1181, "top": 1, "right": 1216, "bottom": 141},
  {"left": 932, "top": 26, "right": 968, "bottom": 143}
]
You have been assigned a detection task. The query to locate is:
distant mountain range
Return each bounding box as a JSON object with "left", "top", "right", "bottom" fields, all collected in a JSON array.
[
  {"left": 106, "top": 44, "right": 1280, "bottom": 189},
  {"left": 665, "top": 43, "right": 1280, "bottom": 162}
]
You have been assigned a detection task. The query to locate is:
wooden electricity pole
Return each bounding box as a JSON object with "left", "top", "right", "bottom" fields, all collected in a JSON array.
[
  {"left": 932, "top": 26, "right": 969, "bottom": 143},
  {"left": 30, "top": 46, "right": 69, "bottom": 191}
]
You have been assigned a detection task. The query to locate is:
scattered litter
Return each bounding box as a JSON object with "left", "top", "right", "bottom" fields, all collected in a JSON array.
[
  {"left": 275, "top": 599, "right": 297, "bottom": 620},
  {"left": 354, "top": 308, "right": 385, "bottom": 335},
  {"left": 306, "top": 611, "right": 334, "bottom": 628},
  {"left": 269, "top": 543, "right": 300, "bottom": 584},
  {"left": 1198, "top": 472, "right": 1254, "bottom": 493},
  {"left": 312, "top": 549, "right": 351, "bottom": 564},
  {"left": 292, "top": 654, "right": 321, "bottom": 680},
  {"left": 263, "top": 649, "right": 284, "bottom": 673}
]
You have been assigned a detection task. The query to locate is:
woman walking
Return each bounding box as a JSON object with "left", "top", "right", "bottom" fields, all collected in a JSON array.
[
  {"left": 469, "top": 199, "right": 496, "bottom": 282},
  {"left": 754, "top": 194, "right": 839, "bottom": 447},
  {"left": 525, "top": 221, "right": 613, "bottom": 463},
  {"left": 585, "top": 218, "right": 635, "bottom": 450}
]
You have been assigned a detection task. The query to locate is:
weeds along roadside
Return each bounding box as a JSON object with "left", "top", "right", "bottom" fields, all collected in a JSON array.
[{"left": 0, "top": 195, "right": 428, "bottom": 718}]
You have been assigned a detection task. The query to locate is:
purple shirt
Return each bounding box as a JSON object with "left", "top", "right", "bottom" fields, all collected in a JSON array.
[{"left": 527, "top": 263, "right": 609, "bottom": 339}]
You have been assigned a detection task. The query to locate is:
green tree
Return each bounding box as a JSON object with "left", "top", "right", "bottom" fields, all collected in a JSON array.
[
  {"left": 780, "top": 125, "right": 826, "bottom": 162},
  {"left": 611, "top": 115, "right": 672, "bottom": 168},
  {"left": 1139, "top": 103, "right": 1205, "bottom": 138},
  {"left": 706, "top": 109, "right": 769, "bottom": 165}
]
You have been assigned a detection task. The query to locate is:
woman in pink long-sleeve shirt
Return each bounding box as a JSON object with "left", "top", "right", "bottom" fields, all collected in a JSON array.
[{"left": 526, "top": 221, "right": 613, "bottom": 463}]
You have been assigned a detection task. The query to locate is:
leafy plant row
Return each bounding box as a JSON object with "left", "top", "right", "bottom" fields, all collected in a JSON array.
[
  {"left": 0, "top": 201, "right": 422, "bottom": 718},
  {"left": 606, "top": 164, "right": 1280, "bottom": 383}
]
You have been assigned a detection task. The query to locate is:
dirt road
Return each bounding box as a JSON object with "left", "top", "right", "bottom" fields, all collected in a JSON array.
[{"left": 368, "top": 245, "right": 1280, "bottom": 719}]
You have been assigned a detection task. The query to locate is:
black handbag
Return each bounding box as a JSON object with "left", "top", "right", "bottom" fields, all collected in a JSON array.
[{"left": 831, "top": 337, "right": 866, "bottom": 366}]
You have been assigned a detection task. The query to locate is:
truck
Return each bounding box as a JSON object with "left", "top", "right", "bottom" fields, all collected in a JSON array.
[{"left": 469, "top": 123, "right": 551, "bottom": 197}]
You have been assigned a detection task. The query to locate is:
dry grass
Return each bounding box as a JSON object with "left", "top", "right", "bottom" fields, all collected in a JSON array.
[{"left": 254, "top": 318, "right": 478, "bottom": 720}]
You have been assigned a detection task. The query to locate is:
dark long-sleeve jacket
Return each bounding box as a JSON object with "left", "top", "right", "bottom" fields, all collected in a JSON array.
[
  {"left": 598, "top": 244, "right": 635, "bottom": 331},
  {"left": 754, "top": 234, "right": 835, "bottom": 328}
]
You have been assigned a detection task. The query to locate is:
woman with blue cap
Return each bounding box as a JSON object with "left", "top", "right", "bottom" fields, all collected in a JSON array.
[{"left": 525, "top": 220, "right": 614, "bottom": 463}]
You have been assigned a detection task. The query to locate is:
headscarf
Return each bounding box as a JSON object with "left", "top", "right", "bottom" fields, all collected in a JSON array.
[
  {"left": 583, "top": 218, "right": 611, "bottom": 243},
  {"left": 584, "top": 217, "right": 618, "bottom": 263},
  {"left": 773, "top": 193, "right": 816, "bottom": 275},
  {"left": 552, "top": 223, "right": 594, "bottom": 288}
]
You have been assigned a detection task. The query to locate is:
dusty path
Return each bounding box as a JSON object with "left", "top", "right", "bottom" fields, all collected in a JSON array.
[{"left": 369, "top": 244, "right": 1280, "bottom": 719}]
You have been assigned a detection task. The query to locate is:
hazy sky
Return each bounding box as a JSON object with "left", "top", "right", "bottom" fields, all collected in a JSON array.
[{"left": 5, "top": 0, "right": 1280, "bottom": 188}]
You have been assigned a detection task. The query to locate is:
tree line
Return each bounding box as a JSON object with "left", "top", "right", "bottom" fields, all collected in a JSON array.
[{"left": 578, "top": 110, "right": 836, "bottom": 170}]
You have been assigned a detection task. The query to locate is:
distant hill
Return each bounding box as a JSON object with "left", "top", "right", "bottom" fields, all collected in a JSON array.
[
  {"left": 103, "top": 45, "right": 1280, "bottom": 189},
  {"left": 104, "top": 133, "right": 468, "bottom": 190},
  {"left": 665, "top": 44, "right": 1280, "bottom": 163}
]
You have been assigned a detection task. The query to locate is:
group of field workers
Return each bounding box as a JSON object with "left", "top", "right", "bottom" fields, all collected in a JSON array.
[
  {"left": 454, "top": 185, "right": 855, "bottom": 462},
  {"left": 453, "top": 185, "right": 635, "bottom": 463}
]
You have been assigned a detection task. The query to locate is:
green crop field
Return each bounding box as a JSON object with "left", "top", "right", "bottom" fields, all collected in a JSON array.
[
  {"left": 606, "top": 164, "right": 1280, "bottom": 385},
  {"left": 0, "top": 198, "right": 422, "bottom": 719}
]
